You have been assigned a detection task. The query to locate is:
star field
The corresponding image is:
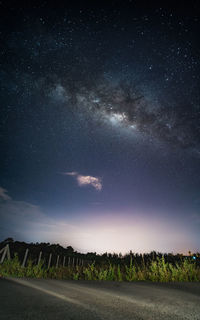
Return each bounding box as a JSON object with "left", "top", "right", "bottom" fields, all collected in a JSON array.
[{"left": 0, "top": 1, "right": 200, "bottom": 253}]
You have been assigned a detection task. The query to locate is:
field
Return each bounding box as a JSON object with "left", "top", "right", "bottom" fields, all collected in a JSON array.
[{"left": 0, "top": 254, "right": 200, "bottom": 281}]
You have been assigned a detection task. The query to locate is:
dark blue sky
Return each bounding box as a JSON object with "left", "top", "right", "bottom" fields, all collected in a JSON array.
[{"left": 0, "top": 1, "right": 200, "bottom": 253}]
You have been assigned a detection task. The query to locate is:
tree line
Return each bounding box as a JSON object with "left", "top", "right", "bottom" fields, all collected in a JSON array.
[{"left": 0, "top": 238, "right": 199, "bottom": 267}]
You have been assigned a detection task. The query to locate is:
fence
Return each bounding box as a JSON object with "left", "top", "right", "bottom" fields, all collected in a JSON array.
[
  {"left": 1, "top": 244, "right": 199, "bottom": 269},
  {"left": 0, "top": 244, "right": 90, "bottom": 268}
]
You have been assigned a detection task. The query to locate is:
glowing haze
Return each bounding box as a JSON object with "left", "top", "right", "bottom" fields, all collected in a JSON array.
[{"left": 0, "top": 189, "right": 198, "bottom": 254}]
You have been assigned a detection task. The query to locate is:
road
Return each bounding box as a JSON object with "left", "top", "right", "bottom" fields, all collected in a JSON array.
[{"left": 0, "top": 278, "right": 200, "bottom": 319}]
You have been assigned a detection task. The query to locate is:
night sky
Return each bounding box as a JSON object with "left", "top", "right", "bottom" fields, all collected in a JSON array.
[{"left": 0, "top": 1, "right": 200, "bottom": 254}]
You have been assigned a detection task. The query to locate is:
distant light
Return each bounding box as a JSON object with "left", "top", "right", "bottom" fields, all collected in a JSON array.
[{"left": 192, "top": 256, "right": 196, "bottom": 260}]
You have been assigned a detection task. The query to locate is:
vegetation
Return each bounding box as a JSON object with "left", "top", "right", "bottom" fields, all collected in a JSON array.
[
  {"left": 0, "top": 238, "right": 199, "bottom": 281},
  {"left": 0, "top": 253, "right": 199, "bottom": 281},
  {"left": 1, "top": 238, "right": 200, "bottom": 268}
]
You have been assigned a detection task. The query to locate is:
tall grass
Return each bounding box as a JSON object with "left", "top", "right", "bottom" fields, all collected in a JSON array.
[{"left": 0, "top": 254, "right": 199, "bottom": 281}]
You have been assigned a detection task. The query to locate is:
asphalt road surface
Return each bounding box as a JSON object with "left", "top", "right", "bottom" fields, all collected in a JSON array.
[{"left": 0, "top": 278, "right": 200, "bottom": 320}]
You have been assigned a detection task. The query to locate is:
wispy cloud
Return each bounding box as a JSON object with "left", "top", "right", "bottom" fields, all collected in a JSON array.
[
  {"left": 64, "top": 172, "right": 102, "bottom": 191},
  {"left": 0, "top": 197, "right": 89, "bottom": 247},
  {"left": 77, "top": 175, "right": 102, "bottom": 191},
  {"left": 65, "top": 171, "right": 78, "bottom": 176},
  {"left": 0, "top": 187, "right": 12, "bottom": 201}
]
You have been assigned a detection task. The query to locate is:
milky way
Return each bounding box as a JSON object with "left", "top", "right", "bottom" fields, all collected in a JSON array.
[
  {"left": 1, "top": 2, "right": 199, "bottom": 156},
  {"left": 0, "top": 1, "right": 200, "bottom": 253},
  {"left": 46, "top": 77, "right": 200, "bottom": 151}
]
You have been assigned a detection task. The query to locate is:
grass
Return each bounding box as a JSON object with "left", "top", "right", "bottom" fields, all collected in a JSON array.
[{"left": 0, "top": 254, "right": 199, "bottom": 281}]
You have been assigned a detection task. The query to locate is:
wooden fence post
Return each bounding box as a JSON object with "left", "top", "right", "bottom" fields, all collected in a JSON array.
[
  {"left": 68, "top": 257, "right": 70, "bottom": 266},
  {"left": 0, "top": 246, "right": 7, "bottom": 264},
  {"left": 56, "top": 255, "right": 59, "bottom": 268},
  {"left": 6, "top": 244, "right": 11, "bottom": 260},
  {"left": 48, "top": 253, "right": 52, "bottom": 269},
  {"left": 22, "top": 248, "right": 29, "bottom": 267},
  {"left": 0, "top": 245, "right": 11, "bottom": 264},
  {"left": 63, "top": 256, "right": 66, "bottom": 267},
  {"left": 0, "top": 247, "right": 5, "bottom": 255},
  {"left": 37, "top": 251, "right": 42, "bottom": 266}
]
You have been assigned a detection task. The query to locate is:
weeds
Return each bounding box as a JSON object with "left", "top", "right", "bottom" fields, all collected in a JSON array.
[
  {"left": 125, "top": 257, "right": 137, "bottom": 281},
  {"left": 0, "top": 253, "right": 199, "bottom": 281}
]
